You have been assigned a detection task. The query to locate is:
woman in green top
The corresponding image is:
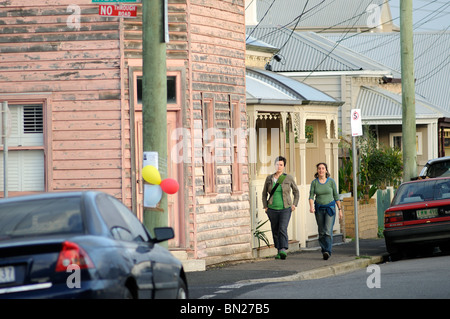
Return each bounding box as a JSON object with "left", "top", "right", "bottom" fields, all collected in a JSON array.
[
  {"left": 309, "top": 162, "right": 342, "bottom": 260},
  {"left": 262, "top": 156, "right": 299, "bottom": 260}
]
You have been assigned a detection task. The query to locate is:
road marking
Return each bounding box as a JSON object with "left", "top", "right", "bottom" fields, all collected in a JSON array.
[
  {"left": 219, "top": 283, "right": 252, "bottom": 289},
  {"left": 214, "top": 290, "right": 231, "bottom": 294},
  {"left": 197, "top": 282, "right": 259, "bottom": 299}
]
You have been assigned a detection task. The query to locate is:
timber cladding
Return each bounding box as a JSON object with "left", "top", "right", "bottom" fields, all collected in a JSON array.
[
  {"left": 187, "top": 0, "right": 251, "bottom": 265},
  {"left": 0, "top": 2, "right": 126, "bottom": 201},
  {"left": 0, "top": 0, "right": 251, "bottom": 265}
]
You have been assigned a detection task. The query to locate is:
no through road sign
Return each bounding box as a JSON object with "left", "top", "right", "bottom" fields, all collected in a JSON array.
[{"left": 98, "top": 4, "right": 137, "bottom": 17}]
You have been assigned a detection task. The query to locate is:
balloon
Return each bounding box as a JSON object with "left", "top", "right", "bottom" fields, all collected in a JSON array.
[
  {"left": 144, "top": 184, "right": 162, "bottom": 207},
  {"left": 142, "top": 165, "right": 161, "bottom": 185},
  {"left": 160, "top": 178, "right": 179, "bottom": 194}
]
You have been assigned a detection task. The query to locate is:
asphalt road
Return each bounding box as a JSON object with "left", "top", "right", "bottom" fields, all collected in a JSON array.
[
  {"left": 186, "top": 238, "right": 388, "bottom": 299},
  {"left": 229, "top": 255, "right": 450, "bottom": 299}
]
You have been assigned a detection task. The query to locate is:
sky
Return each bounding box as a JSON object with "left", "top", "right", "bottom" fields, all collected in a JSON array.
[{"left": 389, "top": 0, "right": 450, "bottom": 32}]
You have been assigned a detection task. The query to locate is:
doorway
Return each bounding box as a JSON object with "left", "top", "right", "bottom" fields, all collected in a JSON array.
[{"left": 134, "top": 110, "right": 185, "bottom": 248}]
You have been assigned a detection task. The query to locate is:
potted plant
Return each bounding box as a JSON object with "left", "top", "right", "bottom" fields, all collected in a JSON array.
[{"left": 253, "top": 219, "right": 271, "bottom": 249}]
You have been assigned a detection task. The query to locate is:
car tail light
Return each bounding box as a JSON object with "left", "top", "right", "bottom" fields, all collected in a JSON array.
[
  {"left": 385, "top": 211, "right": 403, "bottom": 226},
  {"left": 55, "top": 241, "right": 94, "bottom": 272}
]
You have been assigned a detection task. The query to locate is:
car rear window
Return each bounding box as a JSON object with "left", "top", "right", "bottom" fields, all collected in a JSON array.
[
  {"left": 0, "top": 197, "right": 83, "bottom": 240},
  {"left": 392, "top": 179, "right": 450, "bottom": 205}
]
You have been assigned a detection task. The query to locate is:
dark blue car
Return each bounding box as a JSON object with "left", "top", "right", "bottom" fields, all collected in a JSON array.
[{"left": 0, "top": 191, "right": 188, "bottom": 299}]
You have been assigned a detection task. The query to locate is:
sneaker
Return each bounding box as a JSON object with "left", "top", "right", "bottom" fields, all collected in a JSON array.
[
  {"left": 279, "top": 251, "right": 287, "bottom": 260},
  {"left": 275, "top": 253, "right": 281, "bottom": 260},
  {"left": 323, "top": 252, "right": 330, "bottom": 260}
]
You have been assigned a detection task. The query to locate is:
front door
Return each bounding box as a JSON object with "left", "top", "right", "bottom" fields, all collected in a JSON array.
[{"left": 134, "top": 110, "right": 185, "bottom": 248}]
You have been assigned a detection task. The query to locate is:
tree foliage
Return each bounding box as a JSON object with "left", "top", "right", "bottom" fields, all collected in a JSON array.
[{"left": 339, "top": 130, "right": 403, "bottom": 199}]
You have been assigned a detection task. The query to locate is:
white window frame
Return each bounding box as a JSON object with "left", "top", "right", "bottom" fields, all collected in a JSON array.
[
  {"left": 1, "top": 104, "right": 44, "bottom": 192},
  {"left": 389, "top": 132, "right": 423, "bottom": 155},
  {"left": 306, "top": 121, "right": 318, "bottom": 148},
  {"left": 0, "top": 94, "right": 50, "bottom": 194}
]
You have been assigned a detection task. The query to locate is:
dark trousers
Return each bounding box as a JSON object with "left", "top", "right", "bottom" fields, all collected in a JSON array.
[
  {"left": 315, "top": 208, "right": 336, "bottom": 254},
  {"left": 266, "top": 207, "right": 292, "bottom": 251}
]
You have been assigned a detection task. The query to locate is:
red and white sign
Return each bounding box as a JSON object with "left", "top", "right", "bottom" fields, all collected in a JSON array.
[
  {"left": 351, "top": 109, "right": 363, "bottom": 136},
  {"left": 99, "top": 4, "right": 137, "bottom": 18}
]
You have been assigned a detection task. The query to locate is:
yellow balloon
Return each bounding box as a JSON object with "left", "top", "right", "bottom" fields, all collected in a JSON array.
[{"left": 142, "top": 165, "right": 161, "bottom": 185}]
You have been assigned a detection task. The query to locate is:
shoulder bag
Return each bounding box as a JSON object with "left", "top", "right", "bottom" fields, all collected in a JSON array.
[{"left": 267, "top": 173, "right": 287, "bottom": 201}]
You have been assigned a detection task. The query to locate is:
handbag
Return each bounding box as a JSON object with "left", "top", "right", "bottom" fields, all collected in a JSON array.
[{"left": 267, "top": 173, "right": 286, "bottom": 201}]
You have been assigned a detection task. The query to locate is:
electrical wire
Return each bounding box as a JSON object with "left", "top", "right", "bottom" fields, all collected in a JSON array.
[
  {"left": 245, "top": 0, "right": 255, "bottom": 10},
  {"left": 275, "top": 0, "right": 310, "bottom": 53},
  {"left": 330, "top": 0, "right": 450, "bottom": 85},
  {"left": 247, "top": 0, "right": 450, "bottom": 86},
  {"left": 246, "top": 0, "right": 326, "bottom": 45},
  {"left": 416, "top": 53, "right": 450, "bottom": 86},
  {"left": 246, "top": 0, "right": 277, "bottom": 41},
  {"left": 301, "top": 0, "right": 375, "bottom": 82}
]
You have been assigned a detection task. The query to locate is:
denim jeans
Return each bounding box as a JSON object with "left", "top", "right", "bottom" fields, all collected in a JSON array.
[
  {"left": 266, "top": 207, "right": 292, "bottom": 251},
  {"left": 315, "top": 208, "right": 336, "bottom": 254}
]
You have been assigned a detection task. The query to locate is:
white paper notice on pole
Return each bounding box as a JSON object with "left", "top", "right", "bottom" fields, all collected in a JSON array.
[
  {"left": 143, "top": 151, "right": 160, "bottom": 208},
  {"left": 351, "top": 109, "right": 363, "bottom": 136},
  {"left": 143, "top": 151, "right": 158, "bottom": 169}
]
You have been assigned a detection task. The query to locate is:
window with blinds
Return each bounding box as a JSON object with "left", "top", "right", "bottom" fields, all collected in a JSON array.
[
  {"left": 23, "top": 105, "right": 43, "bottom": 134},
  {"left": 0, "top": 104, "right": 44, "bottom": 192}
]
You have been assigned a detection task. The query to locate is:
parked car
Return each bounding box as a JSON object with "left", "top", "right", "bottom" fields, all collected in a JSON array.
[
  {"left": 0, "top": 191, "right": 188, "bottom": 299},
  {"left": 384, "top": 177, "right": 450, "bottom": 259},
  {"left": 419, "top": 156, "right": 450, "bottom": 179}
]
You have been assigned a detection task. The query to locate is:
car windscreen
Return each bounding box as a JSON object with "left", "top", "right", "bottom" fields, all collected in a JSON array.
[
  {"left": 0, "top": 197, "right": 83, "bottom": 240},
  {"left": 426, "top": 161, "right": 450, "bottom": 178},
  {"left": 392, "top": 179, "right": 450, "bottom": 205}
]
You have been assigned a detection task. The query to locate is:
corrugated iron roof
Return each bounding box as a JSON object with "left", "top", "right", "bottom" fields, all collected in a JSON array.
[
  {"left": 246, "top": 68, "right": 339, "bottom": 103},
  {"left": 251, "top": 0, "right": 392, "bottom": 30},
  {"left": 356, "top": 86, "right": 450, "bottom": 123},
  {"left": 246, "top": 27, "right": 399, "bottom": 75},
  {"left": 324, "top": 32, "right": 450, "bottom": 111},
  {"left": 246, "top": 34, "right": 278, "bottom": 52}
]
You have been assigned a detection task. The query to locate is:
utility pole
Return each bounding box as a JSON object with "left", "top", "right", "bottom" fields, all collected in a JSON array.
[
  {"left": 2, "top": 101, "right": 8, "bottom": 198},
  {"left": 142, "top": 0, "right": 168, "bottom": 231},
  {"left": 400, "top": 0, "right": 416, "bottom": 181}
]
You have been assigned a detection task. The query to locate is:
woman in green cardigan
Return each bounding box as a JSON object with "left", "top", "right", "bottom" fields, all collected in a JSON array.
[{"left": 309, "top": 162, "right": 342, "bottom": 260}]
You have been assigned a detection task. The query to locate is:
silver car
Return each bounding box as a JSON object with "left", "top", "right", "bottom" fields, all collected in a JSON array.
[{"left": 0, "top": 191, "right": 188, "bottom": 299}]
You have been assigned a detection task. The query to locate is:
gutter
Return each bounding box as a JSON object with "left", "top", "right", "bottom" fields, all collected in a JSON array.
[{"left": 246, "top": 98, "right": 343, "bottom": 107}]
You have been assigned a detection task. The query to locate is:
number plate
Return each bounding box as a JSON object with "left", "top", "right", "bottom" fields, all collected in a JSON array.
[
  {"left": 0, "top": 266, "right": 15, "bottom": 284},
  {"left": 417, "top": 208, "right": 439, "bottom": 219}
]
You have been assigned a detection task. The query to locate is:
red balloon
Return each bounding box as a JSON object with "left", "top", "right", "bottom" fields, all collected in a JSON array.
[{"left": 160, "top": 178, "right": 179, "bottom": 194}]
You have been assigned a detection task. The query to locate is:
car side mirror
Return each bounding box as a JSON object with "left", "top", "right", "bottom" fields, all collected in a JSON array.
[{"left": 153, "top": 227, "right": 175, "bottom": 243}]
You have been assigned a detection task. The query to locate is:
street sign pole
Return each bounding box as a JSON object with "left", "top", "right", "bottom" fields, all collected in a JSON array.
[
  {"left": 351, "top": 109, "right": 363, "bottom": 257},
  {"left": 352, "top": 135, "right": 359, "bottom": 256},
  {"left": 2, "top": 101, "right": 8, "bottom": 198}
]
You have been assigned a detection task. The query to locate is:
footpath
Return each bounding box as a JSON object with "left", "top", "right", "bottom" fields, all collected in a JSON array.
[{"left": 186, "top": 238, "right": 389, "bottom": 287}]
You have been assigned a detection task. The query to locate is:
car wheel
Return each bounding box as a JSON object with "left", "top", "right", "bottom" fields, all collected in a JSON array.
[
  {"left": 385, "top": 239, "right": 402, "bottom": 261},
  {"left": 439, "top": 241, "right": 450, "bottom": 253},
  {"left": 177, "top": 278, "right": 188, "bottom": 299},
  {"left": 385, "top": 238, "right": 397, "bottom": 254}
]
